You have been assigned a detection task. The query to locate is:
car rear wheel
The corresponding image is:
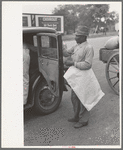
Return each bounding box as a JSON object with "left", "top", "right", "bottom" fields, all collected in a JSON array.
[{"left": 34, "top": 81, "right": 62, "bottom": 115}]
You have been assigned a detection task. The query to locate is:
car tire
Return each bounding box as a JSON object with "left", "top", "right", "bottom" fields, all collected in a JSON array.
[{"left": 34, "top": 80, "right": 62, "bottom": 115}]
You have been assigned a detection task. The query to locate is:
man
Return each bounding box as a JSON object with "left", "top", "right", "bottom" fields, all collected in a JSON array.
[{"left": 63, "top": 26, "right": 94, "bottom": 128}]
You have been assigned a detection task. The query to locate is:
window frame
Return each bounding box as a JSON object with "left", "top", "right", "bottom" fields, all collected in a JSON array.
[{"left": 37, "top": 33, "right": 58, "bottom": 60}]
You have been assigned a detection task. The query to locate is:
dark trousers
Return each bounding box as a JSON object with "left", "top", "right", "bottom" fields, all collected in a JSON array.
[{"left": 71, "top": 90, "right": 90, "bottom": 123}]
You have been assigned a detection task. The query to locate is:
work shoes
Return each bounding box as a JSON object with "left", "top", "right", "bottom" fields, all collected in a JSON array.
[
  {"left": 68, "top": 118, "right": 79, "bottom": 122},
  {"left": 74, "top": 121, "right": 88, "bottom": 128}
]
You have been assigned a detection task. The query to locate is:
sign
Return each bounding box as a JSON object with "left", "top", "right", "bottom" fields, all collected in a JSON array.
[
  {"left": 23, "top": 16, "right": 28, "bottom": 27},
  {"left": 38, "top": 17, "right": 61, "bottom": 31},
  {"left": 35, "top": 15, "right": 64, "bottom": 33},
  {"left": 22, "top": 14, "right": 64, "bottom": 33}
]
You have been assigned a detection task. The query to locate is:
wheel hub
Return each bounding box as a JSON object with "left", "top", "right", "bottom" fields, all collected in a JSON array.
[{"left": 39, "top": 87, "right": 55, "bottom": 107}]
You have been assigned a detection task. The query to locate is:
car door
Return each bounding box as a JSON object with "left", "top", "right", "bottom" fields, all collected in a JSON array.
[{"left": 36, "top": 33, "right": 63, "bottom": 97}]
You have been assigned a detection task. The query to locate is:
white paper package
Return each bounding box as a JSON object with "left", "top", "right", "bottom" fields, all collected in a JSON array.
[
  {"left": 105, "top": 36, "right": 119, "bottom": 50},
  {"left": 64, "top": 66, "right": 105, "bottom": 111}
]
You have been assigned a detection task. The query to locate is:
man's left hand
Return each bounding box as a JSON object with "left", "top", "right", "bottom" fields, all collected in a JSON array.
[{"left": 65, "top": 60, "right": 74, "bottom": 66}]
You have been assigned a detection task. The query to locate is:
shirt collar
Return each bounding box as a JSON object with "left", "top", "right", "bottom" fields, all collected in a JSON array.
[{"left": 77, "top": 41, "right": 87, "bottom": 47}]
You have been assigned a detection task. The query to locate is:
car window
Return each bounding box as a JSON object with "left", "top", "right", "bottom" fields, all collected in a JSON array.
[
  {"left": 41, "top": 36, "right": 57, "bottom": 59},
  {"left": 33, "top": 36, "right": 38, "bottom": 47},
  {"left": 41, "top": 36, "right": 50, "bottom": 47}
]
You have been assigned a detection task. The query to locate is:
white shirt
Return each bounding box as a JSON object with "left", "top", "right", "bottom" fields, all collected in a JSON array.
[{"left": 67, "top": 41, "right": 94, "bottom": 70}]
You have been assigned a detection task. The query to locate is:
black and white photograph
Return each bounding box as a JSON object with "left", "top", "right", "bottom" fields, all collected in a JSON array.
[{"left": 2, "top": 1, "right": 122, "bottom": 148}]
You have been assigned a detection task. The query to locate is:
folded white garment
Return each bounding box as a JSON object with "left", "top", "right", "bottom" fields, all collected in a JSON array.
[
  {"left": 23, "top": 48, "right": 30, "bottom": 105},
  {"left": 64, "top": 66, "right": 105, "bottom": 111}
]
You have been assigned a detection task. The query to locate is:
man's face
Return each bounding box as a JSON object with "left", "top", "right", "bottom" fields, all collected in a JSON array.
[{"left": 75, "top": 35, "right": 86, "bottom": 44}]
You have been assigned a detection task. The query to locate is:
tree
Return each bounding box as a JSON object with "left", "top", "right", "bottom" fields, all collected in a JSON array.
[
  {"left": 77, "top": 4, "right": 108, "bottom": 27},
  {"left": 52, "top": 5, "right": 70, "bottom": 34},
  {"left": 52, "top": 4, "right": 119, "bottom": 34},
  {"left": 78, "top": 4, "right": 119, "bottom": 30},
  {"left": 52, "top": 5, "right": 80, "bottom": 33}
]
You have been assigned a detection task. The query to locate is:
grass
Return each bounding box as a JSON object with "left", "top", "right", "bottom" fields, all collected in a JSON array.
[{"left": 62, "top": 31, "right": 118, "bottom": 41}]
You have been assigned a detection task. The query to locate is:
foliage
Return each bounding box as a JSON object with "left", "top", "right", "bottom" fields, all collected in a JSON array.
[
  {"left": 52, "top": 4, "right": 119, "bottom": 33},
  {"left": 52, "top": 5, "right": 80, "bottom": 33}
]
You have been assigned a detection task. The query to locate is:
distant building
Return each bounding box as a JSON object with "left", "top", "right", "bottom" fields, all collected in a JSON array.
[{"left": 115, "top": 23, "right": 119, "bottom": 31}]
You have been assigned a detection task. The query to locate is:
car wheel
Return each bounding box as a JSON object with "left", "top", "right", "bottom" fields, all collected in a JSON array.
[{"left": 34, "top": 81, "right": 62, "bottom": 115}]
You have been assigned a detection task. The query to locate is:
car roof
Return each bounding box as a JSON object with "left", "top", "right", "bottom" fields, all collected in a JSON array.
[{"left": 23, "top": 27, "right": 56, "bottom": 34}]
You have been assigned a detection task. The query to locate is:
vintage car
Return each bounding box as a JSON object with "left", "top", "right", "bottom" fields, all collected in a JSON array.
[{"left": 23, "top": 27, "right": 67, "bottom": 115}]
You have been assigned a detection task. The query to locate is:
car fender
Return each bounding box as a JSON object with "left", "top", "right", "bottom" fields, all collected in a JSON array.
[{"left": 31, "top": 74, "right": 45, "bottom": 104}]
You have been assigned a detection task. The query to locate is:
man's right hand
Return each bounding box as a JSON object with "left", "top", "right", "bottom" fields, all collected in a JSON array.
[{"left": 65, "top": 60, "right": 74, "bottom": 66}]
